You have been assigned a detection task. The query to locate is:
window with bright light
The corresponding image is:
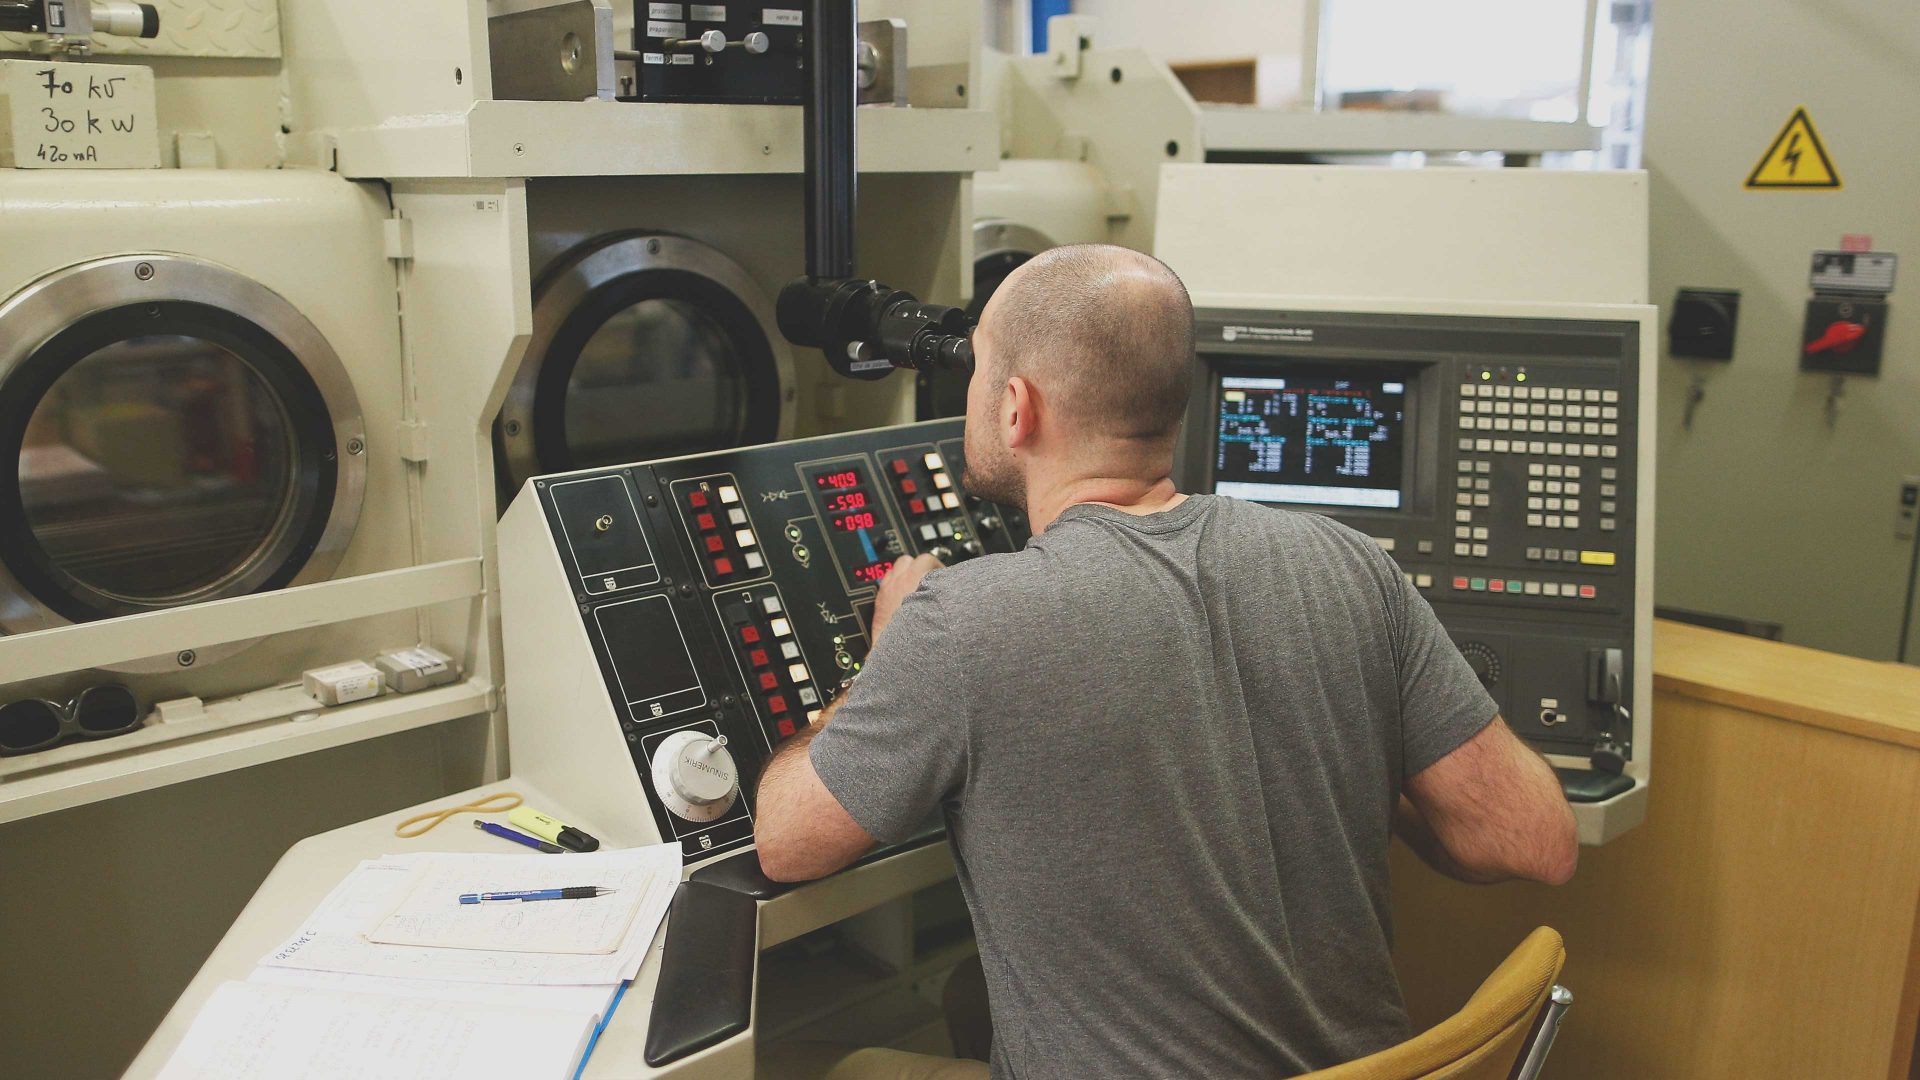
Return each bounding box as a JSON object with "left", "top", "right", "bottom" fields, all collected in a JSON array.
[{"left": 1320, "top": 0, "right": 1594, "bottom": 122}]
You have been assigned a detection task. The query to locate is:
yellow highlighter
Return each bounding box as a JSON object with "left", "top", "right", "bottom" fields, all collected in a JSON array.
[{"left": 508, "top": 806, "right": 602, "bottom": 853}]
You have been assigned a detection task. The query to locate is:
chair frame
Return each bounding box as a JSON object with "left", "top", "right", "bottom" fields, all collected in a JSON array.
[{"left": 1507, "top": 985, "right": 1573, "bottom": 1080}]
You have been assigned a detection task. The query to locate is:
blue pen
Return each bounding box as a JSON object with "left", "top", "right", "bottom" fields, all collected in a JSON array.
[
  {"left": 474, "top": 819, "right": 566, "bottom": 853},
  {"left": 458, "top": 886, "right": 615, "bottom": 905}
]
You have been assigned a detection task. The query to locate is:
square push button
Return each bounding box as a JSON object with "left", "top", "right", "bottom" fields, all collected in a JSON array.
[
  {"left": 738, "top": 625, "right": 761, "bottom": 645},
  {"left": 704, "top": 535, "right": 725, "bottom": 553},
  {"left": 696, "top": 513, "right": 716, "bottom": 531},
  {"left": 767, "top": 694, "right": 789, "bottom": 715},
  {"left": 787, "top": 662, "right": 810, "bottom": 683},
  {"left": 687, "top": 490, "right": 709, "bottom": 508},
  {"left": 749, "top": 648, "right": 769, "bottom": 667},
  {"left": 777, "top": 719, "right": 796, "bottom": 737},
  {"left": 743, "top": 551, "right": 765, "bottom": 570},
  {"left": 758, "top": 672, "right": 780, "bottom": 691},
  {"left": 712, "top": 557, "right": 734, "bottom": 576},
  {"left": 717, "top": 485, "right": 739, "bottom": 504}
]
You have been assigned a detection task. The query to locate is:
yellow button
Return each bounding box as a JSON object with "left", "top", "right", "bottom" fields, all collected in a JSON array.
[{"left": 1579, "top": 550, "right": 1617, "bottom": 566}]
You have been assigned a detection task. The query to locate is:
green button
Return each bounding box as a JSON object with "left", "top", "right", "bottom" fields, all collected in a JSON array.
[
  {"left": 1506, "top": 579, "right": 1522, "bottom": 592},
  {"left": 1470, "top": 577, "right": 1487, "bottom": 591}
]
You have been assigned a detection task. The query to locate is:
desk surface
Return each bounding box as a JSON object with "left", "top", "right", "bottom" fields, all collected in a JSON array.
[
  {"left": 127, "top": 778, "right": 957, "bottom": 1078},
  {"left": 1653, "top": 619, "right": 1920, "bottom": 749},
  {"left": 122, "top": 780, "right": 706, "bottom": 1079}
]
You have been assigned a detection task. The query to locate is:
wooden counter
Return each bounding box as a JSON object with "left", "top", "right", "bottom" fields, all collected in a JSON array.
[{"left": 1390, "top": 620, "right": 1920, "bottom": 1079}]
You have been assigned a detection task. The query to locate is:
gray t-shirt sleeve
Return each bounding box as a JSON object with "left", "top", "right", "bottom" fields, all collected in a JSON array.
[
  {"left": 808, "top": 584, "right": 969, "bottom": 845},
  {"left": 1386, "top": 564, "right": 1499, "bottom": 777}
]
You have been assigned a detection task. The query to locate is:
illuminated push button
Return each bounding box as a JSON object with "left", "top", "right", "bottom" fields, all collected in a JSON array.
[
  {"left": 780, "top": 641, "right": 800, "bottom": 660},
  {"left": 1415, "top": 573, "right": 1433, "bottom": 589},
  {"left": 1524, "top": 581, "right": 1541, "bottom": 595},
  {"left": 1454, "top": 542, "right": 1471, "bottom": 556},
  {"left": 1471, "top": 543, "right": 1489, "bottom": 558},
  {"left": 718, "top": 485, "right": 739, "bottom": 504},
  {"left": 749, "top": 648, "right": 769, "bottom": 667},
  {"left": 805, "top": 710, "right": 822, "bottom": 724},
  {"left": 688, "top": 490, "right": 710, "bottom": 508},
  {"left": 1470, "top": 577, "right": 1488, "bottom": 591},
  {"left": 891, "top": 459, "right": 911, "bottom": 475},
  {"left": 1579, "top": 550, "right": 1617, "bottom": 566},
  {"left": 762, "top": 596, "right": 783, "bottom": 614},
  {"left": 924, "top": 452, "right": 945, "bottom": 471},
  {"left": 920, "top": 524, "right": 938, "bottom": 541},
  {"left": 1489, "top": 580, "right": 1505, "bottom": 592},
  {"left": 728, "top": 508, "right": 747, "bottom": 526},
  {"left": 713, "top": 557, "right": 734, "bottom": 576},
  {"left": 941, "top": 493, "right": 960, "bottom": 510},
  {"left": 696, "top": 513, "right": 717, "bottom": 531},
  {"left": 777, "top": 719, "right": 796, "bottom": 737},
  {"left": 1453, "top": 576, "right": 1470, "bottom": 590},
  {"left": 705, "top": 535, "right": 725, "bottom": 553},
  {"left": 739, "top": 625, "right": 761, "bottom": 645},
  {"left": 1579, "top": 585, "right": 1597, "bottom": 599},
  {"left": 932, "top": 472, "right": 953, "bottom": 490},
  {"left": 735, "top": 528, "right": 757, "bottom": 549},
  {"left": 787, "top": 662, "right": 810, "bottom": 683},
  {"left": 767, "top": 694, "right": 788, "bottom": 714},
  {"left": 1543, "top": 582, "right": 1561, "bottom": 597},
  {"left": 909, "top": 498, "right": 926, "bottom": 514},
  {"left": 937, "top": 521, "right": 955, "bottom": 538},
  {"left": 770, "top": 617, "right": 792, "bottom": 638},
  {"left": 797, "top": 686, "right": 820, "bottom": 707},
  {"left": 758, "top": 671, "right": 779, "bottom": 691},
  {"left": 744, "top": 551, "right": 765, "bottom": 570}
]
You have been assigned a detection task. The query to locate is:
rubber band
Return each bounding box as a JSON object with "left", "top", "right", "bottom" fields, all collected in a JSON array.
[{"left": 393, "top": 791, "right": 524, "bottom": 838}]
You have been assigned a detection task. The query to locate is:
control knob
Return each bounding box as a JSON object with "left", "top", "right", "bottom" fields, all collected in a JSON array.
[
  {"left": 930, "top": 544, "right": 954, "bottom": 562},
  {"left": 975, "top": 514, "right": 1001, "bottom": 532},
  {"left": 1456, "top": 641, "right": 1501, "bottom": 687},
  {"left": 650, "top": 731, "right": 739, "bottom": 822}
]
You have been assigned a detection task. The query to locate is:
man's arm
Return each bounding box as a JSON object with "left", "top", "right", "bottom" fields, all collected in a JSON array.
[
  {"left": 753, "top": 696, "right": 875, "bottom": 881},
  {"left": 753, "top": 553, "right": 947, "bottom": 883},
  {"left": 1395, "top": 715, "right": 1578, "bottom": 885}
]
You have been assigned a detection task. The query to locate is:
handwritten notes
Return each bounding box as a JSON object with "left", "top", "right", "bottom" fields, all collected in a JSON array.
[{"left": 2, "top": 58, "right": 158, "bottom": 169}]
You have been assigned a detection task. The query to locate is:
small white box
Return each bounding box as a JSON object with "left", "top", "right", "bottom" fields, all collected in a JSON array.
[{"left": 303, "top": 661, "right": 384, "bottom": 706}]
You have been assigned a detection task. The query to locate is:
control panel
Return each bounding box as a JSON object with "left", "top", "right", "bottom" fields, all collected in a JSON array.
[
  {"left": 1181, "top": 310, "right": 1646, "bottom": 772},
  {"left": 498, "top": 419, "right": 1028, "bottom": 864}
]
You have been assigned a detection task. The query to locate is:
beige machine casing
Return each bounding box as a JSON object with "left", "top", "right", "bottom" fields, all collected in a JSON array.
[{"left": 1158, "top": 164, "right": 1657, "bottom": 844}]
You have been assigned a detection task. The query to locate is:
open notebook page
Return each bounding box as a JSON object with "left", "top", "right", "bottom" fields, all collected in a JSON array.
[{"left": 155, "top": 981, "right": 594, "bottom": 1080}]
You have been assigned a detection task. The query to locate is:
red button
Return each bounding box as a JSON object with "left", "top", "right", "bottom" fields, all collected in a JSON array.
[
  {"left": 1453, "top": 576, "right": 1470, "bottom": 590},
  {"left": 909, "top": 498, "right": 925, "bottom": 515},
  {"left": 739, "top": 625, "right": 760, "bottom": 644},
  {"left": 758, "top": 671, "right": 779, "bottom": 691},
  {"left": 899, "top": 478, "right": 918, "bottom": 495},
  {"left": 713, "top": 557, "right": 734, "bottom": 576},
  {"left": 696, "top": 513, "right": 716, "bottom": 531},
  {"left": 767, "top": 694, "right": 788, "bottom": 715},
  {"left": 1579, "top": 585, "right": 1597, "bottom": 599},
  {"left": 891, "top": 459, "right": 910, "bottom": 475},
  {"left": 749, "top": 648, "right": 769, "bottom": 667},
  {"left": 704, "top": 535, "right": 725, "bottom": 553},
  {"left": 688, "top": 490, "right": 709, "bottom": 508},
  {"left": 1490, "top": 580, "right": 1505, "bottom": 593},
  {"left": 777, "top": 719, "right": 796, "bottom": 737}
]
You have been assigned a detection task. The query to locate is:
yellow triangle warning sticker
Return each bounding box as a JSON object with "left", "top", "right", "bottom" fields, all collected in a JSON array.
[{"left": 1746, "top": 107, "right": 1841, "bottom": 190}]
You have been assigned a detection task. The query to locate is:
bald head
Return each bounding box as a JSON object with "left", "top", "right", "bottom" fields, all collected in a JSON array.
[{"left": 976, "top": 244, "right": 1194, "bottom": 446}]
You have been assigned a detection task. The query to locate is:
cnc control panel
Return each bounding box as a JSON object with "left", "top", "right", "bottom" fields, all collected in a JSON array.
[
  {"left": 499, "top": 419, "right": 1028, "bottom": 863},
  {"left": 1181, "top": 310, "right": 1646, "bottom": 770}
]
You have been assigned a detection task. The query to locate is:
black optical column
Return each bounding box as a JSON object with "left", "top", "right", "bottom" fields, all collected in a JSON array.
[{"left": 803, "top": 0, "right": 858, "bottom": 280}]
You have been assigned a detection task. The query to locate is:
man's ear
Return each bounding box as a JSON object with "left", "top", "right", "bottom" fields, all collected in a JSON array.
[{"left": 1005, "top": 375, "right": 1038, "bottom": 450}]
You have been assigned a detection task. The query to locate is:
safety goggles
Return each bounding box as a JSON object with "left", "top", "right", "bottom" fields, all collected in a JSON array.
[{"left": 0, "top": 685, "right": 143, "bottom": 756}]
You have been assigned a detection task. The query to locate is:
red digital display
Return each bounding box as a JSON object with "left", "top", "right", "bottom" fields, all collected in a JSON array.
[
  {"left": 833, "top": 512, "right": 878, "bottom": 532},
  {"left": 853, "top": 562, "right": 891, "bottom": 584},
  {"left": 827, "top": 491, "right": 867, "bottom": 512},
  {"left": 816, "top": 470, "right": 861, "bottom": 489}
]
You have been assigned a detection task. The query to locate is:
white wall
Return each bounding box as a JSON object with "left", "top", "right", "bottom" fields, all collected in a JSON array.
[{"left": 1074, "top": 0, "right": 1307, "bottom": 64}]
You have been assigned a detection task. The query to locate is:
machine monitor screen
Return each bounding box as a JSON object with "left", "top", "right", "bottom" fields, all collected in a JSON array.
[{"left": 1211, "top": 369, "right": 1409, "bottom": 510}]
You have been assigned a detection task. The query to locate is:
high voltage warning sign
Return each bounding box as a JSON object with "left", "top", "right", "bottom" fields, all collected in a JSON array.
[{"left": 1746, "top": 107, "right": 1841, "bottom": 190}]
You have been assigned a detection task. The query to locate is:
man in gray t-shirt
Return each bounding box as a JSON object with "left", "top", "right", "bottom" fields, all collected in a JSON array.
[{"left": 754, "top": 245, "right": 1578, "bottom": 1080}]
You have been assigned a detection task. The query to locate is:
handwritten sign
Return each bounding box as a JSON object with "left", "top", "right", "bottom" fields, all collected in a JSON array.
[{"left": 2, "top": 59, "right": 158, "bottom": 169}]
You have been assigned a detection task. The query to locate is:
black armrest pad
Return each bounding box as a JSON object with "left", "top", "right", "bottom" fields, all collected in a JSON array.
[
  {"left": 1555, "top": 766, "right": 1638, "bottom": 804},
  {"left": 643, "top": 882, "right": 759, "bottom": 1067},
  {"left": 690, "top": 814, "right": 948, "bottom": 900}
]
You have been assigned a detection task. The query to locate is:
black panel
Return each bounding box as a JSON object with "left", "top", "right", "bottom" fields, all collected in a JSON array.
[
  {"left": 530, "top": 419, "right": 1027, "bottom": 864},
  {"left": 643, "top": 882, "right": 759, "bottom": 1067},
  {"left": 630, "top": 4, "right": 807, "bottom": 105},
  {"left": 1180, "top": 310, "right": 1641, "bottom": 763}
]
